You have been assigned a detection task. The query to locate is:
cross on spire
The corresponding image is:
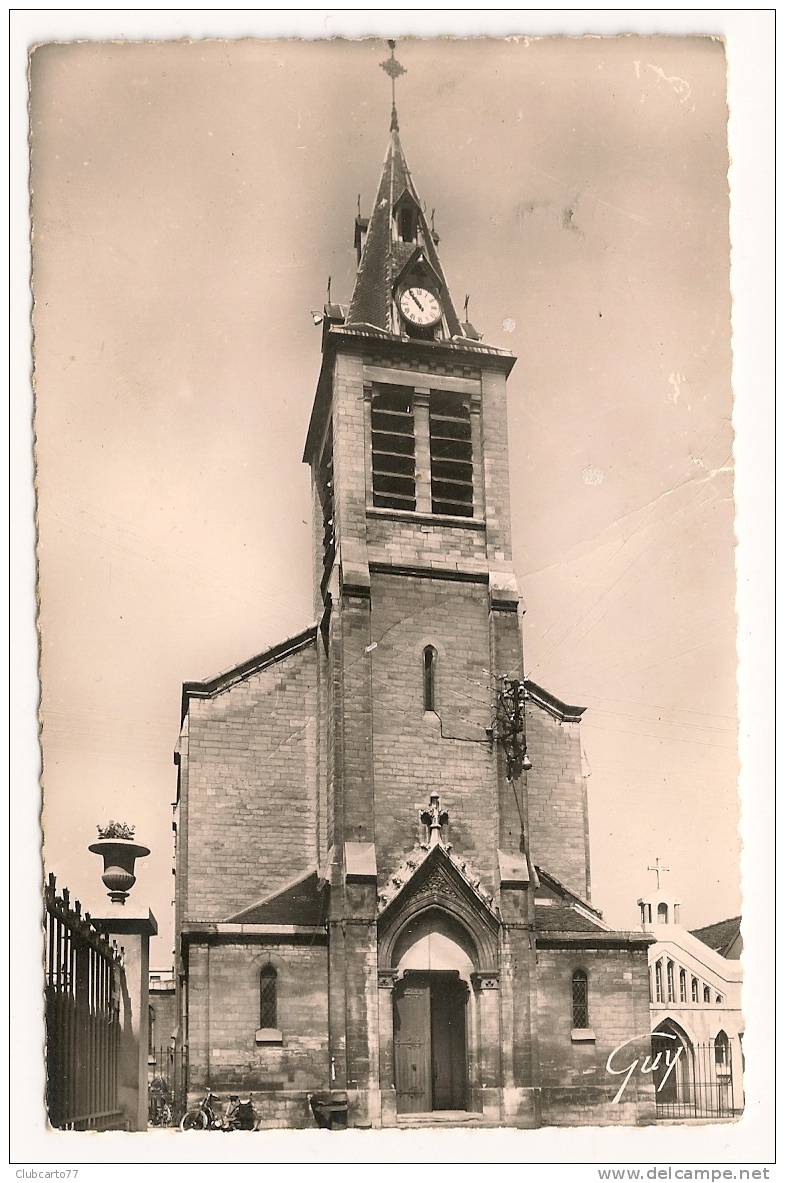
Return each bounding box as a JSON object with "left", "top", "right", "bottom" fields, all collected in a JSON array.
[
  {"left": 380, "top": 39, "right": 406, "bottom": 132},
  {"left": 647, "top": 857, "right": 670, "bottom": 890}
]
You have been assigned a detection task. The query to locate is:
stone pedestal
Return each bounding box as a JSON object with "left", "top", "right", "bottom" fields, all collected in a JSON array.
[{"left": 92, "top": 907, "right": 157, "bottom": 1131}]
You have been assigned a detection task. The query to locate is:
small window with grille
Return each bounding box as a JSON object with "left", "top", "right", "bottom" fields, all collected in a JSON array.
[
  {"left": 571, "top": 969, "right": 589, "bottom": 1028},
  {"left": 259, "top": 965, "right": 278, "bottom": 1029},
  {"left": 429, "top": 391, "right": 474, "bottom": 517},
  {"left": 371, "top": 386, "right": 416, "bottom": 511}
]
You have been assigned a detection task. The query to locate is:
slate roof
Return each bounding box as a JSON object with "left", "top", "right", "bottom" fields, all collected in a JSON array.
[
  {"left": 690, "top": 916, "right": 742, "bottom": 959},
  {"left": 534, "top": 903, "right": 609, "bottom": 932},
  {"left": 346, "top": 127, "right": 463, "bottom": 338},
  {"left": 534, "top": 866, "right": 609, "bottom": 932},
  {"left": 224, "top": 870, "right": 325, "bottom": 926}
]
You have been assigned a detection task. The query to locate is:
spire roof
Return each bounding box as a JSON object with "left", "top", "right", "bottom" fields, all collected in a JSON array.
[{"left": 346, "top": 126, "right": 463, "bottom": 338}]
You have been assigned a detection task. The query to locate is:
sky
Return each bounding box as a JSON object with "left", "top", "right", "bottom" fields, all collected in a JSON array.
[{"left": 30, "top": 35, "right": 738, "bottom": 965}]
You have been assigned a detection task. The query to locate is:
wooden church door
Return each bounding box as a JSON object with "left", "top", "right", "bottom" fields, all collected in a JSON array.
[
  {"left": 393, "top": 979, "right": 432, "bottom": 1113},
  {"left": 430, "top": 977, "right": 467, "bottom": 1110}
]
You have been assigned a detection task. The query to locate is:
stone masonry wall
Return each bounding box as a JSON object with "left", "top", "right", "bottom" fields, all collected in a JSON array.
[
  {"left": 365, "top": 513, "right": 488, "bottom": 573},
  {"left": 525, "top": 704, "right": 589, "bottom": 899},
  {"left": 536, "top": 945, "right": 656, "bottom": 1125},
  {"left": 184, "top": 643, "right": 318, "bottom": 921},
  {"left": 369, "top": 572, "right": 498, "bottom": 884},
  {"left": 186, "top": 940, "right": 329, "bottom": 1127}
]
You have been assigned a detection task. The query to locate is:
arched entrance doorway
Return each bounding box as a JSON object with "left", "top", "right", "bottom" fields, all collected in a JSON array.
[
  {"left": 391, "top": 909, "right": 475, "bottom": 1113},
  {"left": 651, "top": 1019, "right": 694, "bottom": 1115}
]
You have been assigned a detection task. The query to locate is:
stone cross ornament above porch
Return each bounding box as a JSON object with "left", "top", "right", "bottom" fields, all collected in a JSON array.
[{"left": 420, "top": 792, "right": 449, "bottom": 849}]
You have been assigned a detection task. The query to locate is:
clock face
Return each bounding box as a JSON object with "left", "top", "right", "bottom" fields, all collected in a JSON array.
[{"left": 399, "top": 286, "right": 442, "bottom": 328}]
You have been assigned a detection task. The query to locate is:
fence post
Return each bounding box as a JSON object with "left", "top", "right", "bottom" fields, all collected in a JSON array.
[{"left": 91, "top": 908, "right": 158, "bottom": 1130}]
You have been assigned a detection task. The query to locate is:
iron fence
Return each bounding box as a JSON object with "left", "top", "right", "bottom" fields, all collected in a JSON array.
[
  {"left": 44, "top": 873, "right": 126, "bottom": 1130},
  {"left": 652, "top": 1034, "right": 742, "bottom": 1120},
  {"left": 147, "top": 1043, "right": 186, "bottom": 1125}
]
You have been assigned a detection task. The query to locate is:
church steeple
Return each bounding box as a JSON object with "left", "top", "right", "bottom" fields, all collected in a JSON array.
[{"left": 346, "top": 44, "right": 464, "bottom": 340}]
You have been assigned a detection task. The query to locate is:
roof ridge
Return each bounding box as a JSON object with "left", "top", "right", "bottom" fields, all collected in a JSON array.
[
  {"left": 181, "top": 624, "right": 317, "bottom": 718},
  {"left": 690, "top": 915, "right": 742, "bottom": 931}
]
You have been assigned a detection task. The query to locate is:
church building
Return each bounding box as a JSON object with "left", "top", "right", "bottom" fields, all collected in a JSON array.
[{"left": 173, "top": 52, "right": 656, "bottom": 1129}]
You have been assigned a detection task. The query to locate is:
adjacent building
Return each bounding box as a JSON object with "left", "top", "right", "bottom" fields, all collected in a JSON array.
[{"left": 639, "top": 887, "right": 743, "bottom": 1118}]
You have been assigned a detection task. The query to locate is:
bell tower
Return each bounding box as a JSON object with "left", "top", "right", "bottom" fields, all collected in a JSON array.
[{"left": 302, "top": 44, "right": 545, "bottom": 1127}]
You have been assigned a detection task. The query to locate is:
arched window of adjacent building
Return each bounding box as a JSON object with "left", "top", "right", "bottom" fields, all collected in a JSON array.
[
  {"left": 148, "top": 1005, "right": 155, "bottom": 1055},
  {"left": 259, "top": 965, "right": 278, "bottom": 1029},
  {"left": 667, "top": 960, "right": 675, "bottom": 1002},
  {"left": 657, "top": 902, "right": 669, "bottom": 923},
  {"left": 691, "top": 976, "right": 699, "bottom": 1002},
  {"left": 655, "top": 960, "right": 664, "bottom": 1002},
  {"left": 714, "top": 1030, "right": 729, "bottom": 1067},
  {"left": 679, "top": 968, "right": 687, "bottom": 1003},
  {"left": 571, "top": 969, "right": 589, "bottom": 1028},
  {"left": 703, "top": 985, "right": 711, "bottom": 1003},
  {"left": 423, "top": 646, "right": 437, "bottom": 712}
]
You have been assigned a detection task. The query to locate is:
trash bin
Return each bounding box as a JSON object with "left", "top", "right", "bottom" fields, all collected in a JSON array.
[{"left": 309, "top": 1090, "right": 349, "bottom": 1130}]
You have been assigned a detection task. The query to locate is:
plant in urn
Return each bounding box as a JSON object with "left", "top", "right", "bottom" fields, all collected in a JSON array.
[{"left": 89, "top": 821, "right": 150, "bottom": 904}]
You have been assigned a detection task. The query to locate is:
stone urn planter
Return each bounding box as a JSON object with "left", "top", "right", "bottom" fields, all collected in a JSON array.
[{"left": 89, "top": 836, "right": 150, "bottom": 904}]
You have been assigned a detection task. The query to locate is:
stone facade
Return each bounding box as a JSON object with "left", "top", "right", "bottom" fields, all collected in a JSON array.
[{"left": 173, "top": 116, "right": 654, "bottom": 1129}]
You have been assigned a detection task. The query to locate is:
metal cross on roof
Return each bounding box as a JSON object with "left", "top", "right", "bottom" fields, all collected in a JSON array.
[
  {"left": 647, "top": 857, "right": 670, "bottom": 890},
  {"left": 380, "top": 39, "right": 406, "bottom": 131}
]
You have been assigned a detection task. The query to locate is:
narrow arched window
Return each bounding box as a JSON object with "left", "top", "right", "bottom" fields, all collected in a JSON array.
[
  {"left": 657, "top": 902, "right": 669, "bottom": 923},
  {"left": 716, "top": 993, "right": 723, "bottom": 1005},
  {"left": 260, "top": 965, "right": 278, "bottom": 1029},
  {"left": 714, "top": 1030, "right": 729, "bottom": 1067},
  {"left": 655, "top": 960, "right": 664, "bottom": 1002},
  {"left": 667, "top": 960, "right": 675, "bottom": 1002},
  {"left": 679, "top": 968, "right": 687, "bottom": 1003},
  {"left": 571, "top": 969, "right": 589, "bottom": 1028},
  {"left": 423, "top": 646, "right": 437, "bottom": 712},
  {"left": 703, "top": 985, "right": 711, "bottom": 1003}
]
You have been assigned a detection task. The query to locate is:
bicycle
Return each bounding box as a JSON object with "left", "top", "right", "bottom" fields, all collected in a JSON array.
[{"left": 179, "top": 1087, "right": 223, "bottom": 1131}]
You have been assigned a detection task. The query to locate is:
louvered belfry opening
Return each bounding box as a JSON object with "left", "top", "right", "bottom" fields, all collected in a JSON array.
[
  {"left": 429, "top": 390, "right": 474, "bottom": 517},
  {"left": 319, "top": 426, "right": 336, "bottom": 580},
  {"left": 371, "top": 384, "right": 416, "bottom": 510}
]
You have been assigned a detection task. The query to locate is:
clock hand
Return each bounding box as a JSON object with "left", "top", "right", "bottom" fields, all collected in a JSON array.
[{"left": 410, "top": 292, "right": 425, "bottom": 311}]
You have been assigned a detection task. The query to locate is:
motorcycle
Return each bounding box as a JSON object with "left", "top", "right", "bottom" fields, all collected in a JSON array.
[{"left": 179, "top": 1087, "right": 223, "bottom": 1131}]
